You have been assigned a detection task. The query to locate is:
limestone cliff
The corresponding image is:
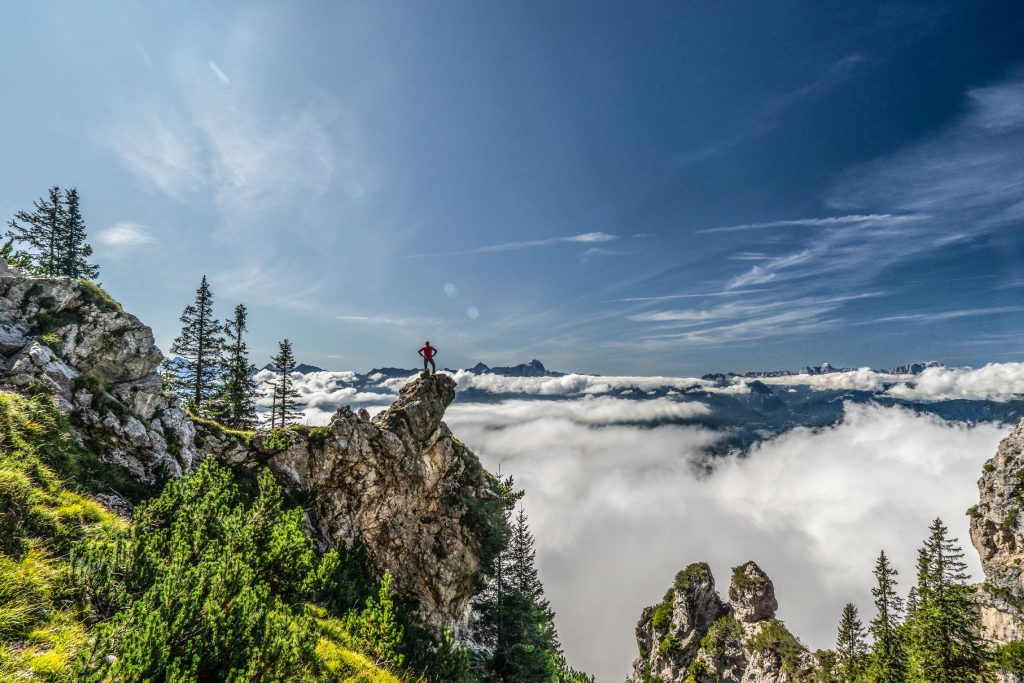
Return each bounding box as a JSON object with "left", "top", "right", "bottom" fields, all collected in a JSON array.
[
  {"left": 196, "top": 373, "right": 508, "bottom": 630},
  {"left": 630, "top": 561, "right": 817, "bottom": 683},
  {"left": 970, "top": 417, "right": 1024, "bottom": 681},
  {"left": 0, "top": 261, "right": 199, "bottom": 485},
  {"left": 0, "top": 261, "right": 507, "bottom": 636}
]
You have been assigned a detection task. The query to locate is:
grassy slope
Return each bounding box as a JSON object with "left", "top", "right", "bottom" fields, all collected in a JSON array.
[{"left": 0, "top": 390, "right": 400, "bottom": 683}]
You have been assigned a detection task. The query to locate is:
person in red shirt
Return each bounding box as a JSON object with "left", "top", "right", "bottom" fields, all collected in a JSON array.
[{"left": 419, "top": 341, "right": 437, "bottom": 375}]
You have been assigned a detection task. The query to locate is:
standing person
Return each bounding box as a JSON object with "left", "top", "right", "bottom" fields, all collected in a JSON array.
[{"left": 419, "top": 340, "right": 437, "bottom": 375}]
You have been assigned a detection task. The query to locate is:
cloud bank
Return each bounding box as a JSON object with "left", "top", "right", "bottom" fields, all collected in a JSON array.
[{"left": 443, "top": 402, "right": 1007, "bottom": 682}]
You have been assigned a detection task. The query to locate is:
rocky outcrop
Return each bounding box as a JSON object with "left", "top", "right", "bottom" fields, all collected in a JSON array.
[
  {"left": 196, "top": 373, "right": 508, "bottom": 631},
  {"left": 630, "top": 561, "right": 817, "bottom": 683},
  {"left": 0, "top": 260, "right": 199, "bottom": 485},
  {"left": 970, "top": 417, "right": 1024, "bottom": 681}
]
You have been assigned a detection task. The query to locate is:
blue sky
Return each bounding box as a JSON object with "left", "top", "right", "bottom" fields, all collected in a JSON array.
[{"left": 2, "top": 1, "right": 1023, "bottom": 375}]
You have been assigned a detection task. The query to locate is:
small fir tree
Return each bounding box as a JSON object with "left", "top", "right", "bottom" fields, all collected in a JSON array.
[
  {"left": 868, "top": 550, "right": 906, "bottom": 683},
  {"left": 6, "top": 186, "right": 64, "bottom": 274},
  {"left": 836, "top": 603, "right": 867, "bottom": 682},
  {"left": 58, "top": 187, "right": 99, "bottom": 279},
  {"left": 5, "top": 186, "right": 99, "bottom": 278},
  {"left": 904, "top": 518, "right": 992, "bottom": 683},
  {"left": 347, "top": 570, "right": 405, "bottom": 668},
  {"left": 215, "top": 304, "right": 259, "bottom": 428},
  {"left": 169, "top": 275, "right": 224, "bottom": 414},
  {"left": 269, "top": 339, "right": 303, "bottom": 428}
]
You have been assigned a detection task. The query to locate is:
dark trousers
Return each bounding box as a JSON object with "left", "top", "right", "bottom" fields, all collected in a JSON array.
[{"left": 423, "top": 357, "right": 436, "bottom": 374}]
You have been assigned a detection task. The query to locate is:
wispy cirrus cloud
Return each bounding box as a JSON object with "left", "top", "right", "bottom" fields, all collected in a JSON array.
[
  {"left": 874, "top": 306, "right": 1024, "bottom": 323},
  {"left": 411, "top": 231, "right": 616, "bottom": 257},
  {"left": 697, "top": 213, "right": 916, "bottom": 234}
]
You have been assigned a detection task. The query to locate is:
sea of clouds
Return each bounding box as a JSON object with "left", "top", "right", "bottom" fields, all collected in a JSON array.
[{"left": 252, "top": 362, "right": 1024, "bottom": 681}]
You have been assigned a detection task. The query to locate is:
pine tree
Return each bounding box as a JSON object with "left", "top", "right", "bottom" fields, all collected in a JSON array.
[
  {"left": 868, "top": 551, "right": 906, "bottom": 683},
  {"left": 215, "top": 304, "right": 258, "bottom": 429},
  {"left": 170, "top": 276, "right": 224, "bottom": 414},
  {"left": 6, "top": 186, "right": 64, "bottom": 274},
  {"left": 5, "top": 186, "right": 99, "bottom": 279},
  {"left": 347, "top": 570, "right": 404, "bottom": 668},
  {"left": 268, "top": 339, "right": 303, "bottom": 428},
  {"left": 905, "top": 518, "right": 992, "bottom": 683},
  {"left": 836, "top": 603, "right": 867, "bottom": 682},
  {"left": 58, "top": 187, "right": 99, "bottom": 279},
  {"left": 478, "top": 505, "right": 563, "bottom": 682}
]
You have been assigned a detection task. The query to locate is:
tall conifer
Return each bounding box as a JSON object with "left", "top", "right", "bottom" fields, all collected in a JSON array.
[
  {"left": 216, "top": 304, "right": 258, "bottom": 429},
  {"left": 904, "top": 518, "right": 991, "bottom": 682},
  {"left": 268, "top": 339, "right": 303, "bottom": 428},
  {"left": 6, "top": 186, "right": 63, "bottom": 274},
  {"left": 170, "top": 276, "right": 224, "bottom": 414},
  {"left": 868, "top": 551, "right": 906, "bottom": 682},
  {"left": 58, "top": 188, "right": 99, "bottom": 279},
  {"left": 836, "top": 603, "right": 867, "bottom": 682}
]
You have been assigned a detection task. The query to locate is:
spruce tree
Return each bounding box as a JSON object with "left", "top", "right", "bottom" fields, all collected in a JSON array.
[
  {"left": 58, "top": 187, "right": 99, "bottom": 279},
  {"left": 836, "top": 603, "right": 867, "bottom": 682},
  {"left": 215, "top": 304, "right": 258, "bottom": 429},
  {"left": 480, "top": 505, "right": 563, "bottom": 682},
  {"left": 868, "top": 551, "right": 906, "bottom": 683},
  {"left": 905, "top": 518, "right": 991, "bottom": 683},
  {"left": 6, "top": 186, "right": 99, "bottom": 278},
  {"left": 6, "top": 186, "right": 64, "bottom": 274},
  {"left": 170, "top": 276, "right": 224, "bottom": 414},
  {"left": 269, "top": 339, "right": 303, "bottom": 428}
]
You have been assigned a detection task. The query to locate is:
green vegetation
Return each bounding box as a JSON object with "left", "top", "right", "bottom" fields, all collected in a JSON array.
[
  {"left": 1, "top": 388, "right": 588, "bottom": 682},
  {"left": 76, "top": 279, "right": 122, "bottom": 314},
  {"left": 268, "top": 337, "right": 304, "bottom": 428},
  {"left": 747, "top": 618, "right": 806, "bottom": 674},
  {"left": 699, "top": 614, "right": 743, "bottom": 662},
  {"left": 213, "top": 303, "right": 259, "bottom": 429},
  {"left": 188, "top": 410, "right": 258, "bottom": 447},
  {"left": 729, "top": 561, "right": 766, "bottom": 602},
  {"left": 868, "top": 551, "right": 906, "bottom": 682},
  {"left": 835, "top": 603, "right": 867, "bottom": 682},
  {"left": 472, "top": 505, "right": 592, "bottom": 682},
  {"left": 5, "top": 186, "right": 99, "bottom": 279},
  {"left": 169, "top": 275, "right": 224, "bottom": 415},
  {"left": 993, "top": 641, "right": 1024, "bottom": 673},
  {"left": 0, "top": 390, "right": 125, "bottom": 679},
  {"left": 904, "top": 518, "right": 992, "bottom": 682}
]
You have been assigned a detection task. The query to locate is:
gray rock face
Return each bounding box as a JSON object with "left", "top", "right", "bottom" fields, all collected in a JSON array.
[
  {"left": 0, "top": 260, "right": 199, "bottom": 483},
  {"left": 729, "top": 561, "right": 779, "bottom": 623},
  {"left": 630, "top": 561, "right": 815, "bottom": 683},
  {"left": 196, "top": 373, "right": 507, "bottom": 631},
  {"left": 970, "top": 418, "right": 1024, "bottom": 682}
]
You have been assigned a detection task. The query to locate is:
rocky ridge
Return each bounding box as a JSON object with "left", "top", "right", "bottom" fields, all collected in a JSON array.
[
  {"left": 196, "top": 373, "right": 507, "bottom": 630},
  {"left": 0, "top": 261, "right": 199, "bottom": 484},
  {"left": 630, "top": 561, "right": 816, "bottom": 683},
  {"left": 0, "top": 261, "right": 506, "bottom": 635}
]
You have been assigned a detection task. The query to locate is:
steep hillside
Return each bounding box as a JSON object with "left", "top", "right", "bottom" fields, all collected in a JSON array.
[{"left": 0, "top": 261, "right": 584, "bottom": 681}]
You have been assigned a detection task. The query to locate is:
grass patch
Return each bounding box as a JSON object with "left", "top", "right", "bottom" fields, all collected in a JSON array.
[
  {"left": 76, "top": 279, "right": 123, "bottom": 315},
  {"left": 189, "top": 411, "right": 257, "bottom": 447}
]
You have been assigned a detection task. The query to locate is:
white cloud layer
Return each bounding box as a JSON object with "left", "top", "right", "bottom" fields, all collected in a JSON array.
[
  {"left": 886, "top": 363, "right": 1024, "bottom": 402},
  {"left": 444, "top": 403, "right": 1008, "bottom": 682}
]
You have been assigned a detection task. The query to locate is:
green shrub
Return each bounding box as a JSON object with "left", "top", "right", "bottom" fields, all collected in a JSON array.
[
  {"left": 700, "top": 614, "right": 743, "bottom": 661},
  {"left": 747, "top": 618, "right": 805, "bottom": 673},
  {"left": 995, "top": 641, "right": 1024, "bottom": 673}
]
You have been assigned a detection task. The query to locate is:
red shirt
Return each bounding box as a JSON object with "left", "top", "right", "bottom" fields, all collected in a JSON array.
[{"left": 420, "top": 344, "right": 436, "bottom": 360}]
